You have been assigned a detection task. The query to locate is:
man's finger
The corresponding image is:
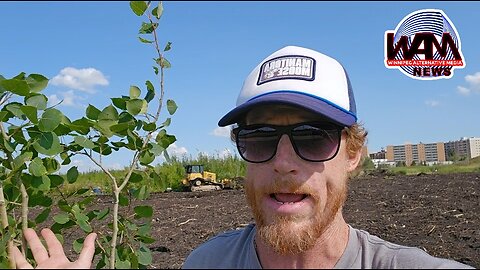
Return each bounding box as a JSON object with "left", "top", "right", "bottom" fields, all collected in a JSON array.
[
  {"left": 77, "top": 232, "right": 97, "bottom": 267},
  {"left": 41, "top": 228, "right": 67, "bottom": 258},
  {"left": 12, "top": 245, "right": 34, "bottom": 269},
  {"left": 23, "top": 228, "right": 49, "bottom": 264}
]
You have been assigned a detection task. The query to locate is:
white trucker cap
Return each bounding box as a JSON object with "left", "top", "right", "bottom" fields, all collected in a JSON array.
[{"left": 218, "top": 45, "right": 357, "bottom": 127}]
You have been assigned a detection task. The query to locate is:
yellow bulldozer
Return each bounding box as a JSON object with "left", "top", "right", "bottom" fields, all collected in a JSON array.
[{"left": 181, "top": 165, "right": 244, "bottom": 192}]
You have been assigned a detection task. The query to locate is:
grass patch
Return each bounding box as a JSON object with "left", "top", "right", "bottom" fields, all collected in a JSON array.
[{"left": 388, "top": 157, "right": 480, "bottom": 175}]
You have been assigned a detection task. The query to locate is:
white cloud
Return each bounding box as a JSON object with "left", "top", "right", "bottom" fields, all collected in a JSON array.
[
  {"left": 48, "top": 90, "right": 85, "bottom": 107},
  {"left": 457, "top": 86, "right": 471, "bottom": 96},
  {"left": 465, "top": 72, "right": 480, "bottom": 85},
  {"left": 51, "top": 67, "right": 109, "bottom": 93},
  {"left": 425, "top": 100, "right": 440, "bottom": 107},
  {"left": 211, "top": 126, "right": 231, "bottom": 138},
  {"left": 457, "top": 72, "right": 480, "bottom": 96},
  {"left": 167, "top": 143, "right": 188, "bottom": 157}
]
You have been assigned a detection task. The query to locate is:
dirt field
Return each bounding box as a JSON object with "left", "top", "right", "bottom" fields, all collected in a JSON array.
[{"left": 60, "top": 171, "right": 479, "bottom": 268}]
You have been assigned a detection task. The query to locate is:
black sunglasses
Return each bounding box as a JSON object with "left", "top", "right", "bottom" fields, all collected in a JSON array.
[{"left": 232, "top": 121, "right": 342, "bottom": 163}]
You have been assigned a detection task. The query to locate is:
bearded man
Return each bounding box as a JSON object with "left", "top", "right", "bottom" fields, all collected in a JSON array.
[{"left": 182, "top": 46, "right": 473, "bottom": 269}]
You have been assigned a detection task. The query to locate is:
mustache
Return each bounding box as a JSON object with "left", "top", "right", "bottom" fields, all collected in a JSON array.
[{"left": 261, "top": 177, "right": 319, "bottom": 198}]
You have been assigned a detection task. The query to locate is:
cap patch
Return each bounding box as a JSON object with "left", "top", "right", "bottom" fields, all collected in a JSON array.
[{"left": 257, "top": 55, "right": 315, "bottom": 85}]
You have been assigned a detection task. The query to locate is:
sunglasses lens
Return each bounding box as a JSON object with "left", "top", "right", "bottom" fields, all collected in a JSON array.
[
  {"left": 291, "top": 124, "right": 340, "bottom": 161},
  {"left": 236, "top": 126, "right": 279, "bottom": 162}
]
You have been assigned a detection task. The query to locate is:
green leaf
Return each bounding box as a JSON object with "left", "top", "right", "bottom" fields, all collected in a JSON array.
[
  {"left": 119, "top": 194, "right": 129, "bottom": 206},
  {"left": 38, "top": 109, "right": 63, "bottom": 132},
  {"left": 98, "top": 105, "right": 119, "bottom": 121},
  {"left": 130, "top": 1, "right": 148, "bottom": 16},
  {"left": 137, "top": 243, "right": 153, "bottom": 265},
  {"left": 138, "top": 37, "right": 154, "bottom": 43},
  {"left": 0, "top": 79, "right": 29, "bottom": 96},
  {"left": 139, "top": 22, "right": 158, "bottom": 34},
  {"left": 136, "top": 235, "right": 156, "bottom": 244},
  {"left": 53, "top": 213, "right": 70, "bottom": 224},
  {"left": 67, "top": 166, "right": 79, "bottom": 184},
  {"left": 31, "top": 175, "right": 51, "bottom": 191},
  {"left": 129, "top": 86, "right": 141, "bottom": 99},
  {"left": 160, "top": 117, "right": 171, "bottom": 128},
  {"left": 155, "top": 1, "right": 163, "bottom": 19},
  {"left": 28, "top": 193, "right": 52, "bottom": 207},
  {"left": 150, "top": 143, "right": 164, "bottom": 156},
  {"left": 167, "top": 99, "right": 177, "bottom": 115},
  {"left": 139, "top": 150, "right": 155, "bottom": 165},
  {"left": 25, "top": 94, "right": 48, "bottom": 110},
  {"left": 43, "top": 158, "right": 60, "bottom": 173},
  {"left": 0, "top": 111, "right": 8, "bottom": 122},
  {"left": 132, "top": 185, "right": 149, "bottom": 200},
  {"left": 164, "top": 41, "right": 171, "bottom": 52},
  {"left": 144, "top": 80, "right": 155, "bottom": 102},
  {"left": 73, "top": 238, "right": 84, "bottom": 254},
  {"left": 155, "top": 129, "right": 176, "bottom": 149},
  {"left": 68, "top": 118, "right": 92, "bottom": 135},
  {"left": 86, "top": 105, "right": 102, "bottom": 120},
  {"left": 153, "top": 66, "right": 159, "bottom": 75},
  {"left": 96, "top": 208, "right": 109, "bottom": 220},
  {"left": 78, "top": 219, "right": 93, "bottom": 233},
  {"left": 142, "top": 122, "right": 156, "bottom": 131},
  {"left": 49, "top": 174, "right": 65, "bottom": 188},
  {"left": 111, "top": 97, "right": 127, "bottom": 110},
  {"left": 29, "top": 157, "right": 47, "bottom": 177},
  {"left": 126, "top": 99, "right": 144, "bottom": 115},
  {"left": 116, "top": 260, "right": 131, "bottom": 269},
  {"left": 35, "top": 208, "right": 51, "bottom": 224},
  {"left": 6, "top": 102, "right": 25, "bottom": 118},
  {"left": 130, "top": 172, "right": 143, "bottom": 183},
  {"left": 74, "top": 136, "right": 95, "bottom": 149},
  {"left": 13, "top": 152, "right": 33, "bottom": 170},
  {"left": 20, "top": 105, "right": 38, "bottom": 123},
  {"left": 159, "top": 57, "right": 171, "bottom": 68},
  {"left": 26, "top": 74, "right": 49, "bottom": 93},
  {"left": 32, "top": 132, "right": 62, "bottom": 156},
  {"left": 134, "top": 205, "right": 153, "bottom": 218},
  {"left": 95, "top": 120, "right": 116, "bottom": 138}
]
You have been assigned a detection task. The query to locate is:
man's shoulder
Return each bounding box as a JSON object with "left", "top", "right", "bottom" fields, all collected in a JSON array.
[
  {"left": 182, "top": 224, "right": 260, "bottom": 269},
  {"left": 340, "top": 226, "right": 474, "bottom": 269}
]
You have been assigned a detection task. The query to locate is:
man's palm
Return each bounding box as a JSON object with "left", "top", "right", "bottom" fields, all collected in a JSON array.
[{"left": 13, "top": 228, "right": 96, "bottom": 269}]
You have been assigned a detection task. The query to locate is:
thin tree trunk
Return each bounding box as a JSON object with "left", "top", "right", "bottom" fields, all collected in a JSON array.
[
  {"left": 0, "top": 184, "right": 16, "bottom": 269},
  {"left": 109, "top": 189, "right": 120, "bottom": 268},
  {"left": 19, "top": 183, "right": 28, "bottom": 256}
]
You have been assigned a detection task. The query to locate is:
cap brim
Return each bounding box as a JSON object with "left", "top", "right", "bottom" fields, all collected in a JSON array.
[{"left": 218, "top": 91, "right": 357, "bottom": 127}]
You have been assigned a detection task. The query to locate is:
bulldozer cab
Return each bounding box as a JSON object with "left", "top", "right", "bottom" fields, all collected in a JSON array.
[
  {"left": 185, "top": 165, "right": 204, "bottom": 181},
  {"left": 184, "top": 165, "right": 216, "bottom": 182}
]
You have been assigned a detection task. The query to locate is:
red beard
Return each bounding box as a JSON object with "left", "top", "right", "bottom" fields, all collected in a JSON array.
[{"left": 245, "top": 177, "right": 347, "bottom": 254}]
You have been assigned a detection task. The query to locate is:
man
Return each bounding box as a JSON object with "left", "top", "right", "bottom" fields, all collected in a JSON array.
[
  {"left": 181, "top": 46, "right": 473, "bottom": 268},
  {"left": 13, "top": 46, "right": 474, "bottom": 269}
]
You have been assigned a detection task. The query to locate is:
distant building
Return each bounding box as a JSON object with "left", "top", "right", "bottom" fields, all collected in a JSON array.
[
  {"left": 369, "top": 149, "right": 386, "bottom": 160},
  {"left": 445, "top": 137, "right": 480, "bottom": 160},
  {"left": 386, "top": 142, "right": 445, "bottom": 166}
]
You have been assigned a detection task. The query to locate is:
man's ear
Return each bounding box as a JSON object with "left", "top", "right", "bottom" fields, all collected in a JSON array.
[{"left": 347, "top": 149, "right": 363, "bottom": 173}]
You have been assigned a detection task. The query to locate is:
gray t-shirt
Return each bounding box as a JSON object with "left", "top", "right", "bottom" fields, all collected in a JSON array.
[{"left": 182, "top": 224, "right": 474, "bottom": 269}]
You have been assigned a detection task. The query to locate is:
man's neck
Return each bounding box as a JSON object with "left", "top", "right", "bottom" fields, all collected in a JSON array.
[{"left": 255, "top": 214, "right": 349, "bottom": 269}]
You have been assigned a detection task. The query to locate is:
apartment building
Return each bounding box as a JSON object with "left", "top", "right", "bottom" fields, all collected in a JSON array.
[
  {"left": 445, "top": 137, "right": 480, "bottom": 160},
  {"left": 386, "top": 142, "right": 445, "bottom": 166}
]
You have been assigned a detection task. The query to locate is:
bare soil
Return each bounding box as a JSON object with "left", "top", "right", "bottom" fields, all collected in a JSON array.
[{"left": 60, "top": 172, "right": 479, "bottom": 269}]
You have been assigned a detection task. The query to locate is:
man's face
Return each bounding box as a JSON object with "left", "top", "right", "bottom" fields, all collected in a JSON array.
[{"left": 243, "top": 105, "right": 357, "bottom": 254}]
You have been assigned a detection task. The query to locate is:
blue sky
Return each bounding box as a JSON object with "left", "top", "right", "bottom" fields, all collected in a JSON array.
[{"left": 1, "top": 2, "right": 479, "bottom": 171}]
